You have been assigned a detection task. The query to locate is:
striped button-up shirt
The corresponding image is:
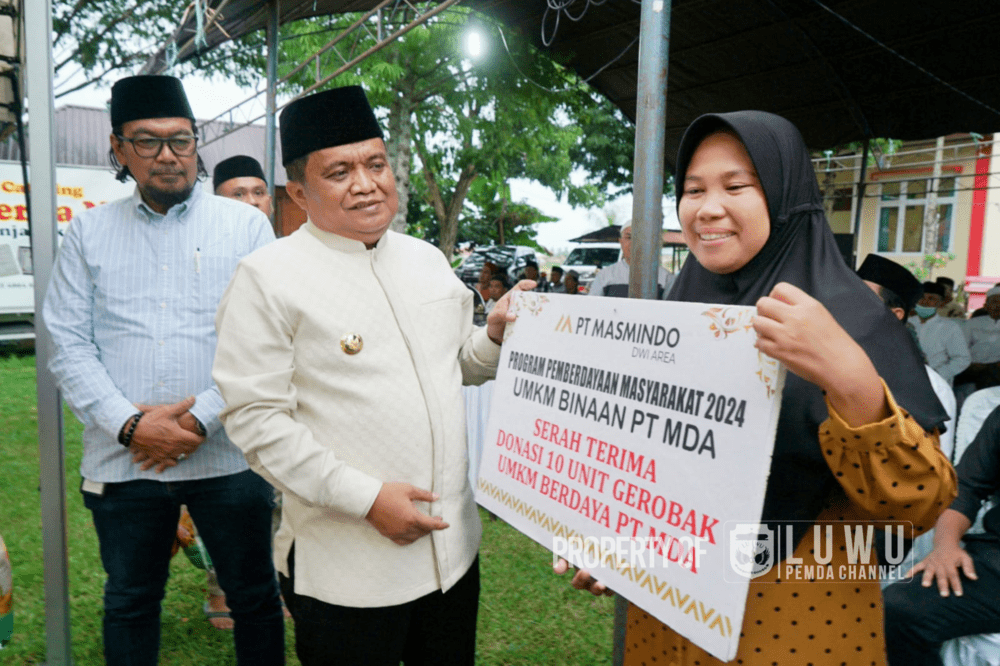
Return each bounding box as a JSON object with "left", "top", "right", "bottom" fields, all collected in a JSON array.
[{"left": 44, "top": 185, "right": 275, "bottom": 483}]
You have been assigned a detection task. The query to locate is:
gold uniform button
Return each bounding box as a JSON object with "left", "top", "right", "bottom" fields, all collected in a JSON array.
[{"left": 340, "top": 333, "right": 363, "bottom": 355}]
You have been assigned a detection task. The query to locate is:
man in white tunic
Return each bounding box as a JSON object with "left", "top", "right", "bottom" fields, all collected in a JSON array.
[
  {"left": 935, "top": 276, "right": 966, "bottom": 319},
  {"left": 957, "top": 286, "right": 1000, "bottom": 390},
  {"left": 586, "top": 222, "right": 673, "bottom": 298},
  {"left": 909, "top": 281, "right": 971, "bottom": 386},
  {"left": 213, "top": 86, "right": 529, "bottom": 665}
]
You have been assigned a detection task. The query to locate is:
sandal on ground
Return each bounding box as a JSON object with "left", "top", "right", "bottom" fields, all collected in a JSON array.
[{"left": 203, "top": 600, "right": 234, "bottom": 630}]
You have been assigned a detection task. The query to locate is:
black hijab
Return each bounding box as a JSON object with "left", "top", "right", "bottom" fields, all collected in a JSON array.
[{"left": 669, "top": 111, "right": 948, "bottom": 553}]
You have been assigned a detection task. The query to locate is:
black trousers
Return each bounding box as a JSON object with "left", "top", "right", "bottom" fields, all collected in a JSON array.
[
  {"left": 883, "top": 540, "right": 1000, "bottom": 666},
  {"left": 279, "top": 545, "right": 479, "bottom": 666}
]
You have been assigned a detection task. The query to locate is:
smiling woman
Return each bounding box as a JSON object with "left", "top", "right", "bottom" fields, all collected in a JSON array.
[
  {"left": 678, "top": 130, "right": 769, "bottom": 275},
  {"left": 564, "top": 111, "right": 958, "bottom": 666}
]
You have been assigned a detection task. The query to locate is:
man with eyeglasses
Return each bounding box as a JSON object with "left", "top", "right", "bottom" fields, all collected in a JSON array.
[{"left": 43, "top": 75, "right": 283, "bottom": 665}]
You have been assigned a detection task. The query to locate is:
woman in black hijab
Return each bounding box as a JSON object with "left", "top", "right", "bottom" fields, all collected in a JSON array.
[{"left": 569, "top": 112, "right": 956, "bottom": 665}]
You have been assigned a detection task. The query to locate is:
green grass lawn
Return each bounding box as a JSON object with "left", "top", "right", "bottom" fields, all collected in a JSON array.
[{"left": 0, "top": 354, "right": 614, "bottom": 665}]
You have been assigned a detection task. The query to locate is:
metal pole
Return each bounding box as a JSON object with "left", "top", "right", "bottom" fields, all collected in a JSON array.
[
  {"left": 628, "top": 0, "right": 671, "bottom": 302},
  {"left": 619, "top": 4, "right": 672, "bottom": 663},
  {"left": 850, "top": 138, "right": 869, "bottom": 268},
  {"left": 26, "top": 0, "right": 73, "bottom": 663},
  {"left": 264, "top": 0, "right": 279, "bottom": 201}
]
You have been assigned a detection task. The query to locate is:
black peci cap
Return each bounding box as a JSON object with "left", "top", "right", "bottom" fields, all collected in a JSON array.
[
  {"left": 857, "top": 254, "right": 923, "bottom": 312},
  {"left": 213, "top": 155, "right": 266, "bottom": 190},
  {"left": 111, "top": 75, "right": 194, "bottom": 127},
  {"left": 279, "top": 86, "right": 384, "bottom": 166},
  {"left": 921, "top": 281, "right": 945, "bottom": 298}
]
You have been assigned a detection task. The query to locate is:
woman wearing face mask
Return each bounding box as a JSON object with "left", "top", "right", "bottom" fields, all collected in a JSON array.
[{"left": 561, "top": 112, "right": 956, "bottom": 665}]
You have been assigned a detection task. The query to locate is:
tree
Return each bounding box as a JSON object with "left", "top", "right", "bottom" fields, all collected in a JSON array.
[
  {"left": 53, "top": 1, "right": 180, "bottom": 97},
  {"left": 275, "top": 9, "right": 642, "bottom": 259},
  {"left": 52, "top": 3, "right": 642, "bottom": 260}
]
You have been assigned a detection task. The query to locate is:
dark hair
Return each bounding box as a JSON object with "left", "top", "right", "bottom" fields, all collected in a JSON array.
[
  {"left": 551, "top": 265, "right": 563, "bottom": 275},
  {"left": 921, "top": 281, "right": 945, "bottom": 298},
  {"left": 876, "top": 285, "right": 908, "bottom": 313},
  {"left": 285, "top": 154, "right": 309, "bottom": 183},
  {"left": 109, "top": 120, "right": 207, "bottom": 183},
  {"left": 490, "top": 272, "right": 511, "bottom": 289}
]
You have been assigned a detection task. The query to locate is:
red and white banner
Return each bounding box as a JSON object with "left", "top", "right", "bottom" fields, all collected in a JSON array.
[{"left": 0, "top": 163, "right": 134, "bottom": 314}]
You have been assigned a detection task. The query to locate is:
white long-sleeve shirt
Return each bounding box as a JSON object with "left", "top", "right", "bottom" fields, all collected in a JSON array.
[
  {"left": 44, "top": 186, "right": 274, "bottom": 482},
  {"left": 586, "top": 259, "right": 673, "bottom": 299},
  {"left": 213, "top": 222, "right": 499, "bottom": 607},
  {"left": 908, "top": 314, "right": 971, "bottom": 385},
  {"left": 962, "top": 315, "right": 1000, "bottom": 364},
  {"left": 925, "top": 366, "right": 956, "bottom": 461}
]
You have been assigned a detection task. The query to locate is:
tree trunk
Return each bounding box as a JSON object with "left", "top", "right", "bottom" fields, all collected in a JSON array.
[
  {"left": 440, "top": 165, "right": 477, "bottom": 261},
  {"left": 387, "top": 57, "right": 414, "bottom": 234},
  {"left": 419, "top": 148, "right": 477, "bottom": 262},
  {"left": 922, "top": 136, "right": 945, "bottom": 275}
]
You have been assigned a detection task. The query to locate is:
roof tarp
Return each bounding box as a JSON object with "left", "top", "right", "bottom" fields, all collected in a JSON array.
[{"left": 145, "top": 0, "right": 1000, "bottom": 166}]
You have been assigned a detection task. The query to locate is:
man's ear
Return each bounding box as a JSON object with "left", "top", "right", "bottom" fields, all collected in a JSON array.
[
  {"left": 891, "top": 307, "right": 906, "bottom": 321},
  {"left": 285, "top": 180, "right": 308, "bottom": 213},
  {"left": 110, "top": 133, "right": 127, "bottom": 166}
]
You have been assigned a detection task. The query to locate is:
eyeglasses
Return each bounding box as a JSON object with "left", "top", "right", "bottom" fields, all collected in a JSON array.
[{"left": 116, "top": 134, "right": 198, "bottom": 158}]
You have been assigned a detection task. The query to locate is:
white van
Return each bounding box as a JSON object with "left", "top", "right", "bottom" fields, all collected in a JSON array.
[{"left": 561, "top": 243, "right": 621, "bottom": 292}]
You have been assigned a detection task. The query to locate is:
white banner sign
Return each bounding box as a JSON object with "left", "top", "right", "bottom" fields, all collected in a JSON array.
[
  {"left": 0, "top": 163, "right": 135, "bottom": 314},
  {"left": 476, "top": 291, "right": 786, "bottom": 661}
]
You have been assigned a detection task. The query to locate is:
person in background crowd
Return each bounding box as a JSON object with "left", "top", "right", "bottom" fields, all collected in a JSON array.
[
  {"left": 521, "top": 259, "right": 549, "bottom": 292},
  {"left": 955, "top": 285, "right": 1000, "bottom": 391},
  {"left": 485, "top": 272, "right": 511, "bottom": 313},
  {"left": 563, "top": 270, "right": 580, "bottom": 295},
  {"left": 212, "top": 85, "right": 532, "bottom": 666},
  {"left": 858, "top": 254, "right": 955, "bottom": 457},
  {"left": 857, "top": 253, "right": 927, "bottom": 361},
  {"left": 549, "top": 265, "right": 566, "bottom": 293},
  {"left": 43, "top": 75, "right": 283, "bottom": 666},
  {"left": 586, "top": 222, "right": 673, "bottom": 298},
  {"left": 214, "top": 155, "right": 273, "bottom": 217},
  {"left": 561, "top": 110, "right": 954, "bottom": 665},
  {"left": 936, "top": 276, "right": 966, "bottom": 319},
  {"left": 476, "top": 261, "right": 498, "bottom": 302},
  {"left": 910, "top": 281, "right": 971, "bottom": 386},
  {"left": 884, "top": 403, "right": 1000, "bottom": 666}
]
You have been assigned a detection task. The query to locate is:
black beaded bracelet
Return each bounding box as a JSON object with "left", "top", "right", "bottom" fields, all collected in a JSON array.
[
  {"left": 117, "top": 413, "right": 137, "bottom": 444},
  {"left": 121, "top": 413, "right": 143, "bottom": 448}
]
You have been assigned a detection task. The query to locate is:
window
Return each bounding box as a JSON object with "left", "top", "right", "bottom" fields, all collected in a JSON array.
[{"left": 876, "top": 177, "right": 956, "bottom": 254}]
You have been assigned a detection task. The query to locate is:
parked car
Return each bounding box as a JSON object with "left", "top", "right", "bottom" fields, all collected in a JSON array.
[
  {"left": 455, "top": 245, "right": 539, "bottom": 287},
  {"left": 561, "top": 243, "right": 621, "bottom": 292}
]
